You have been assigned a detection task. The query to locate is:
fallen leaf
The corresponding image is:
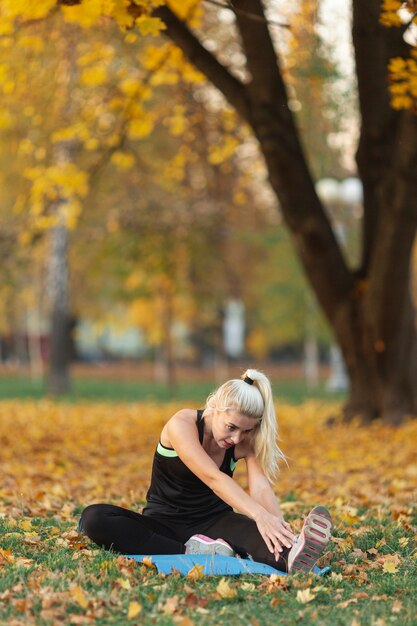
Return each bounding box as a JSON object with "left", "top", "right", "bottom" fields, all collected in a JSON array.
[
  {"left": 216, "top": 577, "right": 237, "bottom": 599},
  {"left": 337, "top": 598, "right": 358, "bottom": 609},
  {"left": 19, "top": 520, "right": 33, "bottom": 531},
  {"left": 71, "top": 586, "right": 88, "bottom": 609},
  {"left": 186, "top": 564, "right": 205, "bottom": 581},
  {"left": 116, "top": 577, "right": 131, "bottom": 590},
  {"left": 176, "top": 617, "right": 195, "bottom": 626},
  {"left": 160, "top": 595, "right": 179, "bottom": 614},
  {"left": 382, "top": 561, "right": 398, "bottom": 574},
  {"left": 296, "top": 588, "right": 316, "bottom": 604},
  {"left": 127, "top": 601, "right": 142, "bottom": 619},
  {"left": 392, "top": 600, "right": 402, "bottom": 613}
]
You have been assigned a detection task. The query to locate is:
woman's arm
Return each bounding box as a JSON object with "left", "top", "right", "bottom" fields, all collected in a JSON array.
[
  {"left": 246, "top": 454, "right": 285, "bottom": 518},
  {"left": 166, "top": 411, "right": 294, "bottom": 558}
]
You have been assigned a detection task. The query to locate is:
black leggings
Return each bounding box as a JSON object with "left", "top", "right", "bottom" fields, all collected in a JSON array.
[{"left": 79, "top": 504, "right": 289, "bottom": 572}]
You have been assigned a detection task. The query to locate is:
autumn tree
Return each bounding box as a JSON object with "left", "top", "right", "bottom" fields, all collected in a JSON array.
[{"left": 151, "top": 0, "right": 417, "bottom": 423}]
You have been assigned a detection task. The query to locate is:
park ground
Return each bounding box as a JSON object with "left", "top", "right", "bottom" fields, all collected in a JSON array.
[{"left": 0, "top": 370, "right": 416, "bottom": 625}]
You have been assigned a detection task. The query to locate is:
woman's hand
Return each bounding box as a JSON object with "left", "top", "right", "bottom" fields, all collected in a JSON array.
[{"left": 254, "top": 510, "right": 296, "bottom": 560}]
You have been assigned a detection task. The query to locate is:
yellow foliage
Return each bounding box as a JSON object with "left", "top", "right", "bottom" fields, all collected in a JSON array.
[
  {"left": 111, "top": 150, "right": 135, "bottom": 169},
  {"left": 119, "top": 77, "right": 141, "bottom": 97},
  {"left": 136, "top": 16, "right": 166, "bottom": 36},
  {"left": 61, "top": 0, "right": 106, "bottom": 29},
  {"left": 391, "top": 95, "right": 413, "bottom": 109},
  {"left": 0, "top": 108, "right": 12, "bottom": 128},
  {"left": 17, "top": 36, "right": 45, "bottom": 52},
  {"left": 127, "top": 114, "right": 155, "bottom": 139},
  {"left": 80, "top": 65, "right": 108, "bottom": 86},
  {"left": 51, "top": 123, "right": 90, "bottom": 143},
  {"left": 77, "top": 44, "right": 115, "bottom": 67},
  {"left": 208, "top": 137, "right": 239, "bottom": 165},
  {"left": 388, "top": 56, "right": 417, "bottom": 109},
  {"left": 0, "top": 0, "right": 56, "bottom": 21}
]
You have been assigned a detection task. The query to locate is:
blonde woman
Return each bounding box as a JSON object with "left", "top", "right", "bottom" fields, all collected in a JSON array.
[{"left": 80, "top": 370, "right": 332, "bottom": 573}]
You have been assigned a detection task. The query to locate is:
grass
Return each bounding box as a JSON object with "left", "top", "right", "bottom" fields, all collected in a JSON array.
[
  {"left": 0, "top": 374, "right": 346, "bottom": 405},
  {"left": 0, "top": 511, "right": 416, "bottom": 625}
]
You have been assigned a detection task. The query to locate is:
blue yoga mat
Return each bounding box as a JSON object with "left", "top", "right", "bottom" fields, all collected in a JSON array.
[{"left": 126, "top": 553, "right": 330, "bottom": 576}]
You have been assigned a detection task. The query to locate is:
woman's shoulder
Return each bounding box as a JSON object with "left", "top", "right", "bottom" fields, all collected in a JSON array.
[{"left": 161, "top": 408, "right": 200, "bottom": 448}]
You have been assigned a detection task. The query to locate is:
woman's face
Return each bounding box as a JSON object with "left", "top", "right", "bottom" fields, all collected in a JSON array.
[{"left": 212, "top": 410, "right": 258, "bottom": 449}]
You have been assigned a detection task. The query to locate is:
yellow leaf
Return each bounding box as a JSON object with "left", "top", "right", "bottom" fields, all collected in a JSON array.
[
  {"left": 111, "top": 151, "right": 135, "bottom": 170},
  {"left": 142, "top": 556, "right": 154, "bottom": 568},
  {"left": 71, "top": 585, "right": 88, "bottom": 609},
  {"left": 382, "top": 561, "right": 398, "bottom": 574},
  {"left": 117, "top": 577, "right": 131, "bottom": 590},
  {"left": 398, "top": 537, "right": 409, "bottom": 547},
  {"left": 80, "top": 65, "right": 107, "bottom": 87},
  {"left": 296, "top": 588, "right": 316, "bottom": 604},
  {"left": 391, "top": 95, "right": 413, "bottom": 110},
  {"left": 127, "top": 601, "right": 142, "bottom": 619},
  {"left": 216, "top": 577, "right": 237, "bottom": 599},
  {"left": 19, "top": 520, "right": 32, "bottom": 531},
  {"left": 186, "top": 564, "right": 205, "bottom": 581},
  {"left": 136, "top": 16, "right": 166, "bottom": 36},
  {"left": 241, "top": 582, "right": 255, "bottom": 591}
]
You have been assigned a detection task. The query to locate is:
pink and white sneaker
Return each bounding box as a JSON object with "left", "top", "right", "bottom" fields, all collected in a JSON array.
[
  {"left": 287, "top": 506, "right": 332, "bottom": 573},
  {"left": 184, "top": 534, "right": 235, "bottom": 556}
]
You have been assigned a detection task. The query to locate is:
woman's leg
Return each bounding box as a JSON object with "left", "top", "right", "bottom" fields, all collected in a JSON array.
[
  {"left": 80, "top": 504, "right": 185, "bottom": 555},
  {"left": 196, "top": 511, "right": 290, "bottom": 571}
]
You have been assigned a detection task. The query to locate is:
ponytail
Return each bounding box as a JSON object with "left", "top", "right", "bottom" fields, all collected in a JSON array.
[{"left": 205, "top": 368, "right": 286, "bottom": 482}]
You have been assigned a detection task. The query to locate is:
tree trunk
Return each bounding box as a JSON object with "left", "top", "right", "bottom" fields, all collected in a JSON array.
[
  {"left": 333, "top": 291, "right": 417, "bottom": 424},
  {"left": 46, "top": 221, "right": 71, "bottom": 395}
]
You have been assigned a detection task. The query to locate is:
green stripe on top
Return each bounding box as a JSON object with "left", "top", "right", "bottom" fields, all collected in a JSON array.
[
  {"left": 157, "top": 442, "right": 178, "bottom": 457},
  {"left": 230, "top": 458, "right": 237, "bottom": 472}
]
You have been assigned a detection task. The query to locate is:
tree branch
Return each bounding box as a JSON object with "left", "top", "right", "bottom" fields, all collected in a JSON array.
[
  {"left": 203, "top": 0, "right": 289, "bottom": 29},
  {"left": 153, "top": 5, "right": 250, "bottom": 120}
]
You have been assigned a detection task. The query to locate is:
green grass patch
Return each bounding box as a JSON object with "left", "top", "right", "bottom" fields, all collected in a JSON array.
[
  {"left": 0, "top": 374, "right": 346, "bottom": 405},
  {"left": 0, "top": 512, "right": 415, "bottom": 625}
]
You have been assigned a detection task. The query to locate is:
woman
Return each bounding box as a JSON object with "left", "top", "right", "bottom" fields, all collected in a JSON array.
[{"left": 79, "top": 369, "right": 332, "bottom": 573}]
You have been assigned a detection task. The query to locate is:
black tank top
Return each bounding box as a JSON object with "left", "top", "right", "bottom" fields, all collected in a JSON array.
[{"left": 143, "top": 410, "right": 237, "bottom": 522}]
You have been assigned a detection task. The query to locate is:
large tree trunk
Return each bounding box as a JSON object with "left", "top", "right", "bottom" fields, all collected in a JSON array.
[{"left": 155, "top": 0, "right": 417, "bottom": 423}]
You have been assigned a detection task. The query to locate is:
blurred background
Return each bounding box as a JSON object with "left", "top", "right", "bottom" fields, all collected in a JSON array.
[{"left": 0, "top": 0, "right": 415, "bottom": 407}]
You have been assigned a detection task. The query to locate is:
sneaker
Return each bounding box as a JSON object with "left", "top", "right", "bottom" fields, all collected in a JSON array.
[
  {"left": 184, "top": 534, "right": 234, "bottom": 556},
  {"left": 287, "top": 506, "right": 332, "bottom": 573}
]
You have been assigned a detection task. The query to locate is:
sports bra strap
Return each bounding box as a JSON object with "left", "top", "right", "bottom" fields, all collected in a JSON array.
[{"left": 197, "top": 409, "right": 204, "bottom": 444}]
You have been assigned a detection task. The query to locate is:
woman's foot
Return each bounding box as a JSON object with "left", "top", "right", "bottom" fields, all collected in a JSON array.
[
  {"left": 287, "top": 506, "right": 332, "bottom": 573},
  {"left": 185, "top": 534, "right": 235, "bottom": 556}
]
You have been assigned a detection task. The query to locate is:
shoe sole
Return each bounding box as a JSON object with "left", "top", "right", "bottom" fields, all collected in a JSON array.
[
  {"left": 185, "top": 536, "right": 234, "bottom": 557},
  {"left": 289, "top": 506, "right": 332, "bottom": 573}
]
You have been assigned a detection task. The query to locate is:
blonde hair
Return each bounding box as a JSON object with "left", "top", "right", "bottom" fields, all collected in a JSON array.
[{"left": 205, "top": 368, "right": 285, "bottom": 482}]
